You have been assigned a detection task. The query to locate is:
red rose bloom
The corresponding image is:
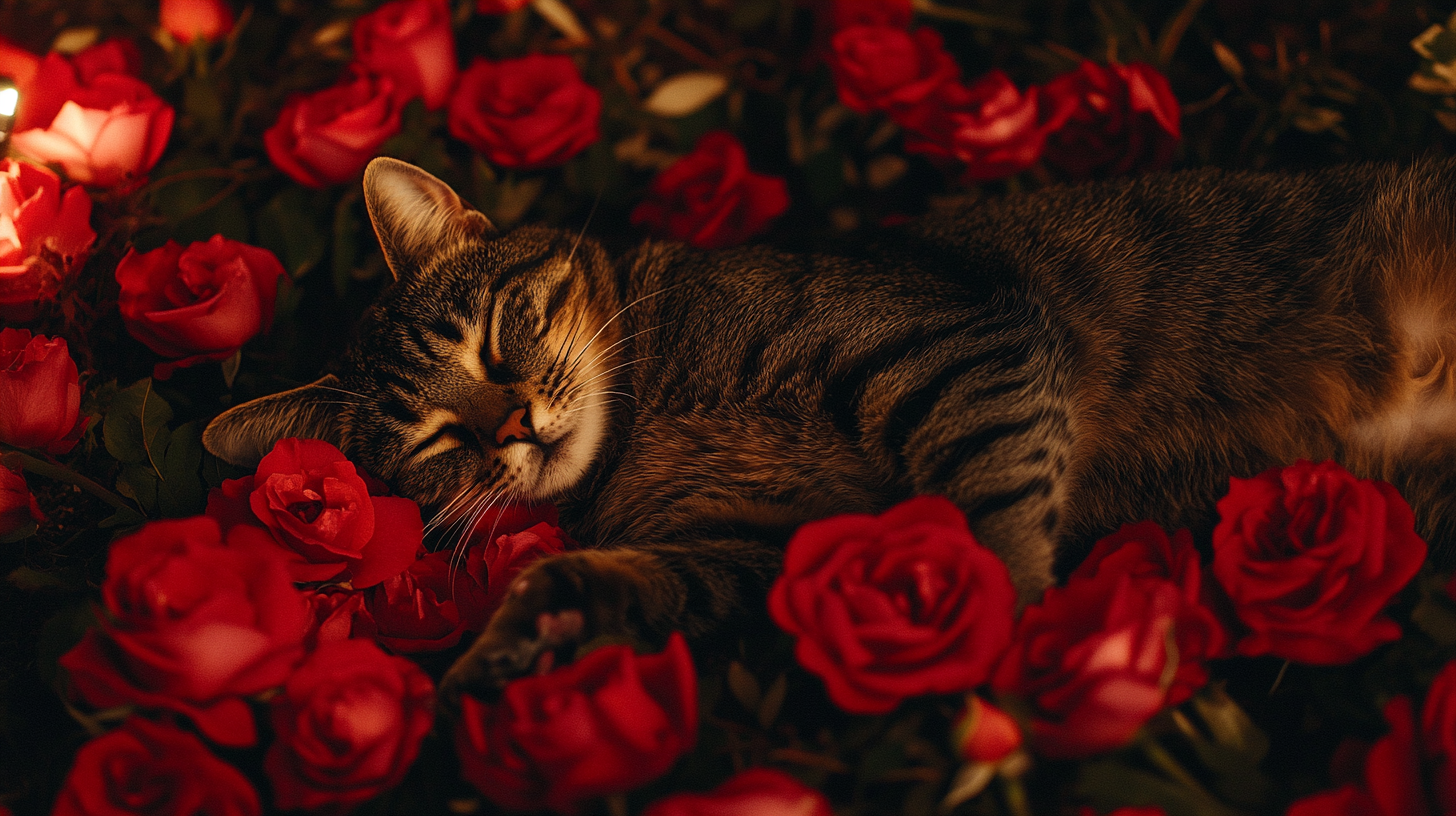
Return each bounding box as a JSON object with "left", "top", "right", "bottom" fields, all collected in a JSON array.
[
  {"left": 265, "top": 638, "right": 434, "bottom": 812},
  {"left": 1212, "top": 459, "right": 1426, "bottom": 665},
  {"left": 264, "top": 70, "right": 405, "bottom": 188},
  {"left": 990, "top": 559, "right": 1223, "bottom": 758},
  {"left": 160, "top": 0, "right": 236, "bottom": 44},
  {"left": 207, "top": 437, "right": 424, "bottom": 588},
  {"left": 0, "top": 158, "right": 96, "bottom": 320},
  {"left": 467, "top": 520, "right": 569, "bottom": 617},
  {"left": 368, "top": 548, "right": 489, "bottom": 652},
  {"left": 631, "top": 131, "right": 789, "bottom": 250},
  {"left": 353, "top": 0, "right": 458, "bottom": 111},
  {"left": 641, "top": 768, "right": 833, "bottom": 816},
  {"left": 53, "top": 717, "right": 261, "bottom": 816},
  {"left": 0, "top": 329, "right": 85, "bottom": 454},
  {"left": 11, "top": 68, "right": 173, "bottom": 189},
  {"left": 1422, "top": 660, "right": 1456, "bottom": 815},
  {"left": 0, "top": 463, "right": 43, "bottom": 539},
  {"left": 951, "top": 694, "right": 1023, "bottom": 764},
  {"left": 770, "top": 495, "right": 1016, "bottom": 714},
  {"left": 9, "top": 39, "right": 140, "bottom": 135},
  {"left": 827, "top": 26, "right": 959, "bottom": 118},
  {"left": 455, "top": 633, "right": 698, "bottom": 814},
  {"left": 447, "top": 54, "right": 601, "bottom": 169},
  {"left": 115, "top": 234, "right": 285, "bottom": 380},
  {"left": 899, "top": 71, "right": 1057, "bottom": 182},
  {"left": 1040, "top": 61, "right": 1181, "bottom": 178},
  {"left": 59, "top": 517, "right": 309, "bottom": 746},
  {"left": 1287, "top": 697, "right": 1430, "bottom": 816},
  {"left": 302, "top": 586, "right": 377, "bottom": 646}
]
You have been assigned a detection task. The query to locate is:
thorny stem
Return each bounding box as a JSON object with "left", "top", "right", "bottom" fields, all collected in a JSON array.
[{"left": 1, "top": 448, "right": 139, "bottom": 515}]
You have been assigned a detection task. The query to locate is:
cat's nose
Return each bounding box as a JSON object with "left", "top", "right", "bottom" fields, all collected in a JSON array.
[{"left": 494, "top": 406, "right": 536, "bottom": 445}]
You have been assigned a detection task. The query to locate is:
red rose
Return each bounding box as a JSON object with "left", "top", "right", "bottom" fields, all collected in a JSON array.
[
  {"left": 11, "top": 70, "right": 173, "bottom": 189},
  {"left": 353, "top": 0, "right": 458, "bottom": 111},
  {"left": 641, "top": 768, "right": 832, "bottom": 816},
  {"left": 0, "top": 36, "right": 39, "bottom": 100},
  {"left": 207, "top": 437, "right": 424, "bottom": 588},
  {"left": 1040, "top": 61, "right": 1180, "bottom": 178},
  {"left": 630, "top": 131, "right": 789, "bottom": 250},
  {"left": 1422, "top": 660, "right": 1456, "bottom": 814},
  {"left": 821, "top": 0, "right": 913, "bottom": 30},
  {"left": 768, "top": 495, "right": 1016, "bottom": 714},
  {"left": 455, "top": 633, "right": 698, "bottom": 813},
  {"left": 115, "top": 234, "right": 285, "bottom": 380},
  {"left": 951, "top": 694, "right": 1023, "bottom": 764},
  {"left": 265, "top": 638, "right": 434, "bottom": 812},
  {"left": 9, "top": 39, "right": 140, "bottom": 134},
  {"left": 827, "top": 26, "right": 959, "bottom": 118},
  {"left": 1211, "top": 460, "right": 1426, "bottom": 665},
  {"left": 0, "top": 158, "right": 96, "bottom": 320},
  {"left": 52, "top": 717, "right": 260, "bottom": 816},
  {"left": 475, "top": 0, "right": 529, "bottom": 15},
  {"left": 1069, "top": 521, "right": 1226, "bottom": 704},
  {"left": 0, "top": 463, "right": 44, "bottom": 539},
  {"left": 447, "top": 54, "right": 601, "bottom": 169},
  {"left": 302, "top": 586, "right": 377, "bottom": 646},
  {"left": 59, "top": 517, "right": 309, "bottom": 746},
  {"left": 160, "top": 0, "right": 236, "bottom": 44},
  {"left": 0, "top": 329, "right": 85, "bottom": 454},
  {"left": 263, "top": 70, "right": 405, "bottom": 188},
  {"left": 990, "top": 560, "right": 1223, "bottom": 758},
  {"left": 1287, "top": 697, "right": 1430, "bottom": 816},
  {"left": 898, "top": 71, "right": 1056, "bottom": 182},
  {"left": 368, "top": 548, "right": 489, "bottom": 652},
  {"left": 467, "top": 520, "right": 569, "bottom": 617}
]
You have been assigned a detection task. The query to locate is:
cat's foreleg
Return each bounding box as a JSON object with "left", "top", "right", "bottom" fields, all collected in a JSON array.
[{"left": 440, "top": 537, "right": 781, "bottom": 701}]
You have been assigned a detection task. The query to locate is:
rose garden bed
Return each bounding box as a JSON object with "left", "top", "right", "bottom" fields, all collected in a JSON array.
[{"left": 4, "top": 0, "right": 1456, "bottom": 814}]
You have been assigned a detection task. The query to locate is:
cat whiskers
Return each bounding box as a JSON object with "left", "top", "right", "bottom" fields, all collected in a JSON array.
[{"left": 558, "top": 285, "right": 683, "bottom": 383}]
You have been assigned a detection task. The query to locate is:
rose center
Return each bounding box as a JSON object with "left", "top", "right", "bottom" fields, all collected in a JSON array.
[{"left": 288, "top": 499, "right": 325, "bottom": 524}]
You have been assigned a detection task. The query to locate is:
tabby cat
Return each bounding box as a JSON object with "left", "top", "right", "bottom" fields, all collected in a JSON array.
[{"left": 203, "top": 156, "right": 1456, "bottom": 699}]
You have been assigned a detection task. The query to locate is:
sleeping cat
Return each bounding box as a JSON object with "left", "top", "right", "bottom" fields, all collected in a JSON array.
[{"left": 203, "top": 156, "right": 1456, "bottom": 698}]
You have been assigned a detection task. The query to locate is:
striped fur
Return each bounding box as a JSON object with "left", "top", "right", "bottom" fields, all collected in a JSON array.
[{"left": 204, "top": 158, "right": 1456, "bottom": 695}]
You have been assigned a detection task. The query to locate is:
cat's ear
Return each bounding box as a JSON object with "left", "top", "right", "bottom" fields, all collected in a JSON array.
[
  {"left": 202, "top": 375, "right": 349, "bottom": 467},
  {"left": 363, "top": 157, "right": 494, "bottom": 280}
]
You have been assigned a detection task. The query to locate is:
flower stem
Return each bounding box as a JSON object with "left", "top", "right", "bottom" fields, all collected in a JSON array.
[
  {"left": 1, "top": 449, "right": 139, "bottom": 515},
  {"left": 1000, "top": 774, "right": 1032, "bottom": 816},
  {"left": 1140, "top": 735, "right": 1222, "bottom": 806}
]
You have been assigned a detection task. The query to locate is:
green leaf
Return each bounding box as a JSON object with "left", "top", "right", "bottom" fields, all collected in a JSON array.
[
  {"left": 98, "top": 505, "right": 147, "bottom": 529},
  {"left": 0, "top": 521, "right": 37, "bottom": 543},
  {"left": 857, "top": 737, "right": 907, "bottom": 781},
  {"left": 104, "top": 379, "right": 173, "bottom": 467},
  {"left": 256, "top": 187, "right": 328, "bottom": 279},
  {"left": 146, "top": 156, "right": 250, "bottom": 245},
  {"left": 1076, "top": 758, "right": 1241, "bottom": 816},
  {"left": 116, "top": 463, "right": 161, "bottom": 515},
  {"left": 6, "top": 565, "right": 67, "bottom": 592},
  {"left": 155, "top": 421, "right": 206, "bottom": 519},
  {"left": 183, "top": 75, "right": 225, "bottom": 141}
]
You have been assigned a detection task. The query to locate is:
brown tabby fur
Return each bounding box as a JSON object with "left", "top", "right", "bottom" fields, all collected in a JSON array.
[{"left": 203, "top": 157, "right": 1456, "bottom": 699}]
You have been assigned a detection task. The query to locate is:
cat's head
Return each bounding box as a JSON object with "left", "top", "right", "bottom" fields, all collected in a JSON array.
[{"left": 203, "top": 158, "right": 624, "bottom": 516}]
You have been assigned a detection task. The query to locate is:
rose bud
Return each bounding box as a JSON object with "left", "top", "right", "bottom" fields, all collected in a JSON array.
[
  {"left": 1212, "top": 459, "right": 1426, "bottom": 665},
  {"left": 0, "top": 329, "right": 85, "bottom": 454},
  {"left": 641, "top": 768, "right": 833, "bottom": 816},
  {"left": 0, "top": 158, "right": 96, "bottom": 321},
  {"left": 160, "top": 0, "right": 236, "bottom": 44},
  {"left": 10, "top": 72, "right": 173, "bottom": 189},
  {"left": 114, "top": 234, "right": 286, "bottom": 380},
  {"left": 952, "top": 695, "right": 1023, "bottom": 765},
  {"left": 52, "top": 717, "right": 261, "bottom": 816},
  {"left": 264, "top": 70, "right": 405, "bottom": 188},
  {"left": 631, "top": 131, "right": 789, "bottom": 250},
  {"left": 447, "top": 53, "right": 601, "bottom": 169},
  {"left": 302, "top": 586, "right": 377, "bottom": 647},
  {"left": 0, "top": 464, "right": 44, "bottom": 540},
  {"left": 352, "top": 0, "right": 458, "bottom": 110}
]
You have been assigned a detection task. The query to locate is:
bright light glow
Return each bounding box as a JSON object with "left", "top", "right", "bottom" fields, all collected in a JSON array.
[{"left": 0, "top": 88, "right": 16, "bottom": 118}]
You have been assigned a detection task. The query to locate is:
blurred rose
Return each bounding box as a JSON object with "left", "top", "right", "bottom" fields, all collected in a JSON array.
[
  {"left": 642, "top": 768, "right": 833, "bottom": 816},
  {"left": 11, "top": 71, "right": 173, "bottom": 189},
  {"left": 206, "top": 437, "right": 424, "bottom": 588},
  {"left": 456, "top": 633, "right": 698, "bottom": 813},
  {"left": 368, "top": 548, "right": 488, "bottom": 652},
  {"left": 161, "top": 0, "right": 236, "bottom": 44},
  {"left": 448, "top": 54, "right": 600, "bottom": 169},
  {"left": 0, "top": 463, "right": 43, "bottom": 539},
  {"left": 827, "top": 26, "right": 959, "bottom": 118},
  {"left": 303, "top": 586, "right": 376, "bottom": 647},
  {"left": 353, "top": 0, "right": 458, "bottom": 110},
  {"left": 1040, "top": 61, "right": 1180, "bottom": 178},
  {"left": 952, "top": 695, "right": 1023, "bottom": 764},
  {"left": 467, "top": 520, "right": 568, "bottom": 617},
  {"left": 59, "top": 517, "right": 309, "bottom": 746},
  {"left": 264, "top": 70, "right": 404, "bottom": 188},
  {"left": 115, "top": 234, "right": 285, "bottom": 380},
  {"left": 631, "top": 131, "right": 789, "bottom": 250},
  {"left": 769, "top": 495, "right": 1016, "bottom": 714},
  {"left": 1422, "top": 660, "right": 1456, "bottom": 814},
  {"left": 1287, "top": 697, "right": 1430, "bottom": 816},
  {"left": 476, "top": 0, "right": 529, "bottom": 14},
  {"left": 53, "top": 717, "right": 261, "bottom": 816},
  {"left": 265, "top": 638, "right": 435, "bottom": 813},
  {"left": 899, "top": 71, "right": 1054, "bottom": 181},
  {"left": 0, "top": 328, "right": 85, "bottom": 454},
  {"left": 1212, "top": 460, "right": 1425, "bottom": 665},
  {"left": 0, "top": 158, "right": 96, "bottom": 320}
]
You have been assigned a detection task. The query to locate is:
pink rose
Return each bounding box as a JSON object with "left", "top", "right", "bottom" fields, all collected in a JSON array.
[
  {"left": 263, "top": 70, "right": 405, "bottom": 188},
  {"left": 160, "top": 0, "right": 236, "bottom": 44},
  {"left": 352, "top": 0, "right": 458, "bottom": 110},
  {"left": 11, "top": 71, "right": 173, "bottom": 189},
  {"left": 0, "top": 158, "right": 95, "bottom": 321},
  {"left": 0, "top": 328, "right": 85, "bottom": 454},
  {"left": 0, "top": 463, "right": 44, "bottom": 539},
  {"left": 114, "top": 235, "right": 285, "bottom": 380}
]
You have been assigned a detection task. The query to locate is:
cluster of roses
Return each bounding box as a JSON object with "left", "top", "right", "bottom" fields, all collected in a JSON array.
[{"left": 824, "top": 0, "right": 1182, "bottom": 181}]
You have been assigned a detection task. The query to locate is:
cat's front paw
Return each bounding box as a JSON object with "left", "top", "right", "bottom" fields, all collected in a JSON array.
[{"left": 440, "top": 549, "right": 677, "bottom": 705}]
